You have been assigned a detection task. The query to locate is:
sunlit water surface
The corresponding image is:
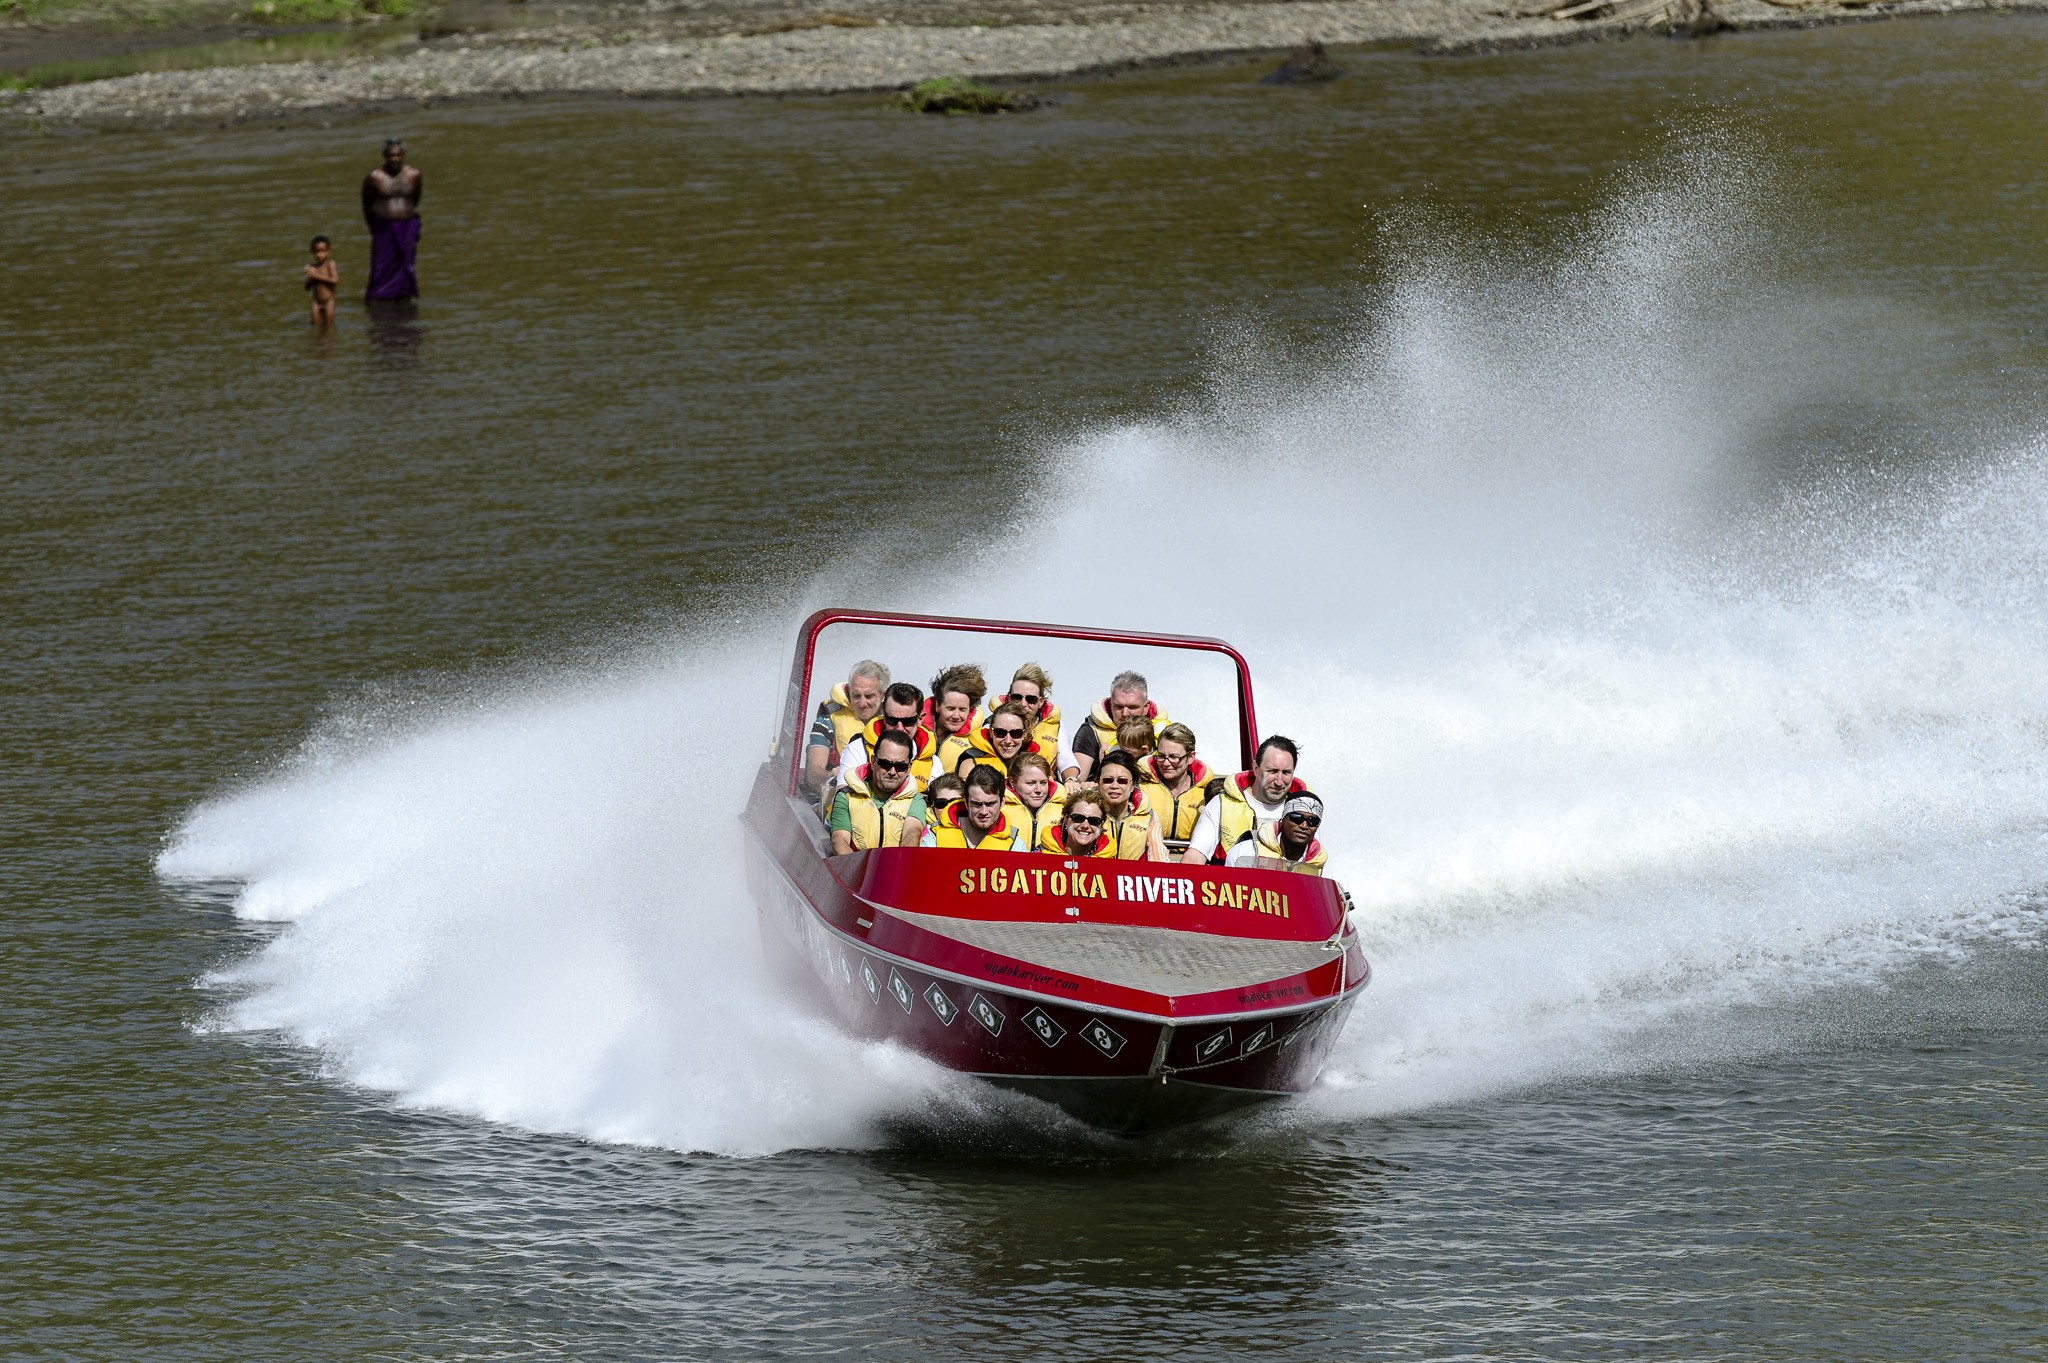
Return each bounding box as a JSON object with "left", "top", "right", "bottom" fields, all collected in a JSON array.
[{"left": 6, "top": 17, "right": 2048, "bottom": 1357}]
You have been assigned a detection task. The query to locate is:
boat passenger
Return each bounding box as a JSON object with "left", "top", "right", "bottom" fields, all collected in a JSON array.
[
  {"left": 992, "top": 663, "right": 1065, "bottom": 771},
  {"left": 922, "top": 766, "right": 1028, "bottom": 852},
  {"left": 804, "top": 658, "right": 888, "bottom": 795},
  {"left": 1001, "top": 751, "right": 1065, "bottom": 852},
  {"left": 922, "top": 773, "right": 967, "bottom": 831},
  {"left": 1066, "top": 670, "right": 1168, "bottom": 783},
  {"left": 956, "top": 700, "right": 1044, "bottom": 778},
  {"left": 1139, "top": 722, "right": 1215, "bottom": 854},
  {"left": 1181, "top": 735, "right": 1310, "bottom": 865},
  {"left": 1039, "top": 787, "right": 1119, "bottom": 858},
  {"left": 925, "top": 664, "right": 987, "bottom": 780},
  {"left": 1224, "top": 792, "right": 1328, "bottom": 875},
  {"left": 1114, "top": 717, "right": 1157, "bottom": 759},
  {"left": 1094, "top": 750, "right": 1168, "bottom": 861},
  {"left": 828, "top": 729, "right": 929, "bottom": 854},
  {"left": 837, "top": 682, "right": 935, "bottom": 785}
]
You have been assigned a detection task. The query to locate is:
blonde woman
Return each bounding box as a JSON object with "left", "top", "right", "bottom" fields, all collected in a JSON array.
[
  {"left": 1002, "top": 751, "right": 1065, "bottom": 852},
  {"left": 993, "top": 663, "right": 1062, "bottom": 765},
  {"left": 956, "top": 700, "right": 1045, "bottom": 778},
  {"left": 1138, "top": 722, "right": 1214, "bottom": 855},
  {"left": 1039, "top": 786, "right": 1119, "bottom": 858}
]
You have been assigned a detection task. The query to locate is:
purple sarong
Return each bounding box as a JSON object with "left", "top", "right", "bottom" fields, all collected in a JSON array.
[{"left": 366, "top": 215, "right": 421, "bottom": 301}]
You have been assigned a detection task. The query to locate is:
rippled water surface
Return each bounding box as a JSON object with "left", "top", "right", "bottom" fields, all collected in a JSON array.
[{"left": 7, "top": 17, "right": 2048, "bottom": 1358}]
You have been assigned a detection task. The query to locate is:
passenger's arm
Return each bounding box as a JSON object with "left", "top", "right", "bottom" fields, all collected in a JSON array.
[
  {"left": 1181, "top": 798, "right": 1223, "bottom": 864},
  {"left": 1145, "top": 819, "right": 1168, "bottom": 863},
  {"left": 899, "top": 819, "right": 927, "bottom": 848},
  {"left": 804, "top": 742, "right": 831, "bottom": 794},
  {"left": 831, "top": 829, "right": 856, "bottom": 855}
]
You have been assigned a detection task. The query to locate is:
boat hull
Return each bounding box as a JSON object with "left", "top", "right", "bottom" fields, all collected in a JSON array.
[{"left": 743, "top": 768, "right": 1367, "bottom": 1134}]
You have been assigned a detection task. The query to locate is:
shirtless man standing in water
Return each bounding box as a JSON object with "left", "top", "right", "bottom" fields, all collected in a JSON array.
[{"left": 361, "top": 138, "right": 424, "bottom": 302}]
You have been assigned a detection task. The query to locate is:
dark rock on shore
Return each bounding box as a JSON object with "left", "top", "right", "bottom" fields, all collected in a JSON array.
[{"left": 1260, "top": 39, "right": 1342, "bottom": 84}]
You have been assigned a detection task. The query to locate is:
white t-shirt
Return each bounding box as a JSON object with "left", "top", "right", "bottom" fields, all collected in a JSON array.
[{"left": 1185, "top": 786, "right": 1289, "bottom": 861}]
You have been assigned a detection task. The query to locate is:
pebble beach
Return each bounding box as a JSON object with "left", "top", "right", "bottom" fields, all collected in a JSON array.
[{"left": 4, "top": 0, "right": 2036, "bottom": 127}]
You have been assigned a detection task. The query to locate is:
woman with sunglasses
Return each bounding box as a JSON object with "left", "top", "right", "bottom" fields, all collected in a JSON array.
[
  {"left": 1224, "top": 792, "right": 1328, "bottom": 875},
  {"left": 955, "top": 700, "right": 1043, "bottom": 779},
  {"left": 1093, "top": 750, "right": 1168, "bottom": 861},
  {"left": 1137, "top": 722, "right": 1214, "bottom": 856},
  {"left": 924, "top": 663, "right": 987, "bottom": 782},
  {"left": 991, "top": 663, "right": 1063, "bottom": 769},
  {"left": 1001, "top": 751, "right": 1065, "bottom": 853},
  {"left": 1038, "top": 787, "right": 1119, "bottom": 858}
]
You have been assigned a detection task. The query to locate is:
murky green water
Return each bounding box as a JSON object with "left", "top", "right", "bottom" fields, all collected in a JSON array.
[{"left": 6, "top": 19, "right": 2048, "bottom": 1357}]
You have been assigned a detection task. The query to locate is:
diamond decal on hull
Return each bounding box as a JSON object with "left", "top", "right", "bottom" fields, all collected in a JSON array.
[
  {"left": 924, "top": 983, "right": 958, "bottom": 1025},
  {"left": 968, "top": 993, "right": 1003, "bottom": 1036},
  {"left": 859, "top": 958, "right": 881, "bottom": 1004},
  {"left": 1194, "top": 1028, "right": 1233, "bottom": 1063},
  {"left": 1239, "top": 1022, "right": 1275, "bottom": 1057},
  {"left": 839, "top": 953, "right": 854, "bottom": 987},
  {"left": 1022, "top": 1007, "right": 1066, "bottom": 1047},
  {"left": 1080, "top": 1018, "right": 1127, "bottom": 1058},
  {"left": 887, "top": 967, "right": 915, "bottom": 1014}
]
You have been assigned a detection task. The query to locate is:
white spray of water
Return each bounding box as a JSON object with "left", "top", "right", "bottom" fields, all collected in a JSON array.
[{"left": 160, "top": 148, "right": 2048, "bottom": 1150}]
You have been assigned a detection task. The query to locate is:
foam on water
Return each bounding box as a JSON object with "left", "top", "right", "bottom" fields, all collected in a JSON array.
[{"left": 158, "top": 149, "right": 2048, "bottom": 1152}]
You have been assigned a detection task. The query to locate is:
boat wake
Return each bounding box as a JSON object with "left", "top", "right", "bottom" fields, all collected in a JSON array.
[{"left": 158, "top": 144, "right": 2048, "bottom": 1154}]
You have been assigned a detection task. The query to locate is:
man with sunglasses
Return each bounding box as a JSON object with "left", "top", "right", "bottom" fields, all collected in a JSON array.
[
  {"left": 828, "top": 730, "right": 929, "bottom": 854},
  {"left": 837, "top": 683, "right": 933, "bottom": 786},
  {"left": 1225, "top": 792, "right": 1328, "bottom": 875}
]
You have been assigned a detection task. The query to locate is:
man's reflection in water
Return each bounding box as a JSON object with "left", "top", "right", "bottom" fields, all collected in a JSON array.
[{"left": 365, "top": 299, "right": 424, "bottom": 369}]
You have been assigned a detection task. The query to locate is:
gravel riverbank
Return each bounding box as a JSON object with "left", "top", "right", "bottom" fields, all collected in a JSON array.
[{"left": 4, "top": 0, "right": 2037, "bottom": 126}]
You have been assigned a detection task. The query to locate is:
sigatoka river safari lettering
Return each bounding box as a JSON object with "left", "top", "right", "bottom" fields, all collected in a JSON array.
[{"left": 956, "top": 865, "right": 1293, "bottom": 918}]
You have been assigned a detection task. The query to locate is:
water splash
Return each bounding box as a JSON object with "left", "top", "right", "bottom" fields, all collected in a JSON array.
[{"left": 159, "top": 148, "right": 2048, "bottom": 1152}]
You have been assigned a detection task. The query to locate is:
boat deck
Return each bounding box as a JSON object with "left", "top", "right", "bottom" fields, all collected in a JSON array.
[{"left": 882, "top": 907, "right": 1342, "bottom": 996}]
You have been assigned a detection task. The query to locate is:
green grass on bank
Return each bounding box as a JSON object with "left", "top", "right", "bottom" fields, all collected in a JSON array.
[{"left": 243, "top": 0, "right": 411, "bottom": 22}]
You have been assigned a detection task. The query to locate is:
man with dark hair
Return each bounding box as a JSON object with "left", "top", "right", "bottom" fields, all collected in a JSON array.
[
  {"left": 1225, "top": 790, "right": 1328, "bottom": 874},
  {"left": 922, "top": 766, "right": 1026, "bottom": 851},
  {"left": 1181, "top": 735, "right": 1310, "bottom": 865},
  {"left": 836, "top": 682, "right": 932, "bottom": 785},
  {"left": 828, "top": 729, "right": 928, "bottom": 853},
  {"left": 362, "top": 138, "right": 423, "bottom": 302}
]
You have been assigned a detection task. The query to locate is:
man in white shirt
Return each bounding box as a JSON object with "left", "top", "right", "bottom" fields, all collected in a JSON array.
[
  {"left": 1181, "top": 736, "right": 1308, "bottom": 864},
  {"left": 837, "top": 683, "right": 926, "bottom": 785}
]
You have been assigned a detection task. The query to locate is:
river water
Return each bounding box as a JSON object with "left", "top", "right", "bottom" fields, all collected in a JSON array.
[{"left": 6, "top": 16, "right": 2048, "bottom": 1358}]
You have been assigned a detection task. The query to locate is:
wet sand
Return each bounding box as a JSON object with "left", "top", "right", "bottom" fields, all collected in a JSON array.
[{"left": 5, "top": 0, "right": 2040, "bottom": 127}]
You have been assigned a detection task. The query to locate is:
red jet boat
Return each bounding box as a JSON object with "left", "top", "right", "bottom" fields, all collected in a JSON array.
[{"left": 742, "top": 609, "right": 1369, "bottom": 1133}]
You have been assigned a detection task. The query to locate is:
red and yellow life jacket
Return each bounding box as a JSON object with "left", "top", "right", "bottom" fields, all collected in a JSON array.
[
  {"left": 822, "top": 682, "right": 871, "bottom": 759},
  {"left": 837, "top": 766, "right": 924, "bottom": 851},
  {"left": 1211, "top": 770, "right": 1313, "bottom": 864},
  {"left": 927, "top": 802, "right": 1022, "bottom": 852},
  {"left": 920, "top": 699, "right": 980, "bottom": 783},
  {"left": 956, "top": 721, "right": 1048, "bottom": 779},
  {"left": 1102, "top": 787, "right": 1158, "bottom": 860},
  {"left": 1084, "top": 697, "right": 1169, "bottom": 758},
  {"left": 1137, "top": 754, "right": 1215, "bottom": 845},
  {"left": 1245, "top": 822, "right": 1327, "bottom": 875},
  {"left": 861, "top": 714, "right": 940, "bottom": 783},
  {"left": 992, "top": 693, "right": 1062, "bottom": 766},
  {"left": 1038, "top": 824, "right": 1119, "bottom": 858},
  {"left": 1001, "top": 788, "right": 1066, "bottom": 853}
]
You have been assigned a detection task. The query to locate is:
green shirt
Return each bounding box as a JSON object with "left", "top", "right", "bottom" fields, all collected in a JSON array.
[{"left": 829, "top": 788, "right": 928, "bottom": 843}]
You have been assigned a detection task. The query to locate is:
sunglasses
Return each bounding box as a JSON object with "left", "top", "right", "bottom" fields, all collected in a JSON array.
[
  {"left": 872, "top": 758, "right": 910, "bottom": 773},
  {"left": 990, "top": 726, "right": 1026, "bottom": 739},
  {"left": 1283, "top": 813, "right": 1320, "bottom": 827},
  {"left": 1066, "top": 814, "right": 1103, "bottom": 827},
  {"left": 1012, "top": 693, "right": 1042, "bottom": 705}
]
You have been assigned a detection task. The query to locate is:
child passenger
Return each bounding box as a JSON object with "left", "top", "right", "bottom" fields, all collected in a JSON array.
[{"left": 303, "top": 235, "right": 339, "bottom": 326}]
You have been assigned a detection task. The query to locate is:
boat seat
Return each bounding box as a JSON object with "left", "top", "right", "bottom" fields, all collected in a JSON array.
[
  {"left": 881, "top": 908, "right": 1341, "bottom": 997},
  {"left": 785, "top": 796, "right": 830, "bottom": 858}
]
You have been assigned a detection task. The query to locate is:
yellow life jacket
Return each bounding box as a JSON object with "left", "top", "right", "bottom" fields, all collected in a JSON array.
[
  {"left": 1002, "top": 789, "right": 1066, "bottom": 853},
  {"left": 921, "top": 697, "right": 979, "bottom": 783},
  {"left": 1137, "top": 754, "right": 1216, "bottom": 845},
  {"left": 1038, "top": 824, "right": 1119, "bottom": 858},
  {"left": 861, "top": 714, "right": 940, "bottom": 783},
  {"left": 927, "top": 802, "right": 1022, "bottom": 852},
  {"left": 992, "top": 694, "right": 1063, "bottom": 766},
  {"left": 957, "top": 721, "right": 1050, "bottom": 779},
  {"left": 1211, "top": 770, "right": 1314, "bottom": 864},
  {"left": 1246, "top": 821, "right": 1327, "bottom": 875},
  {"left": 1084, "top": 698, "right": 1169, "bottom": 759},
  {"left": 837, "top": 766, "right": 924, "bottom": 851},
  {"left": 823, "top": 682, "right": 870, "bottom": 757},
  {"left": 1102, "top": 788, "right": 1158, "bottom": 860}
]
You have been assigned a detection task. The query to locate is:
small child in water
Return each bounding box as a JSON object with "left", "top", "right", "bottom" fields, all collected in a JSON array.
[{"left": 303, "top": 235, "right": 339, "bottom": 325}]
